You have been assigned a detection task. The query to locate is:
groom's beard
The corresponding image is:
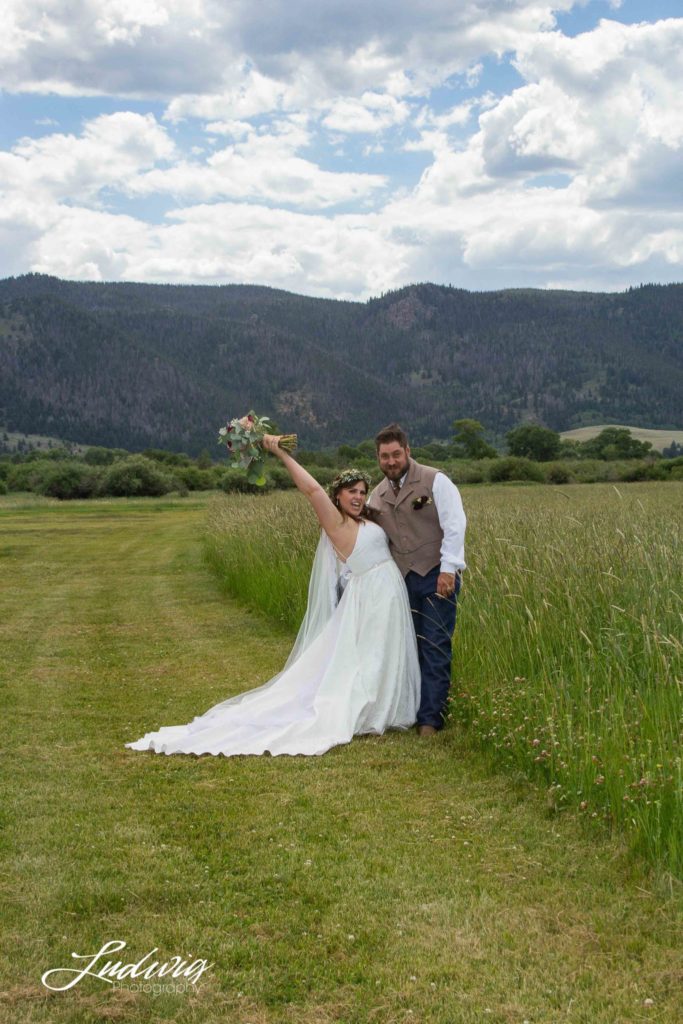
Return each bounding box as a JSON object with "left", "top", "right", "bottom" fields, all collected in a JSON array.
[{"left": 381, "top": 455, "right": 409, "bottom": 481}]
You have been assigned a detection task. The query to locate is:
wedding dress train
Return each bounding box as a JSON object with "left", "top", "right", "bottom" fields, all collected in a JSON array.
[{"left": 125, "top": 521, "right": 420, "bottom": 757}]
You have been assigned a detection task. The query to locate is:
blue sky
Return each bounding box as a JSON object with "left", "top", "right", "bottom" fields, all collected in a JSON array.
[{"left": 1, "top": 0, "right": 681, "bottom": 298}]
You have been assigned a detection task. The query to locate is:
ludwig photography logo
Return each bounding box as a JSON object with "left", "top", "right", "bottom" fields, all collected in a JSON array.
[{"left": 41, "top": 939, "right": 214, "bottom": 995}]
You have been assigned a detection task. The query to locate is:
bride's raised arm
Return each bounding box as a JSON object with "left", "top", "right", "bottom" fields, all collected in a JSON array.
[{"left": 262, "top": 434, "right": 350, "bottom": 542}]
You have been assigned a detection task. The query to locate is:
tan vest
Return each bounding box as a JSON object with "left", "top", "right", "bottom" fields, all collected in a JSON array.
[{"left": 369, "top": 459, "right": 442, "bottom": 577}]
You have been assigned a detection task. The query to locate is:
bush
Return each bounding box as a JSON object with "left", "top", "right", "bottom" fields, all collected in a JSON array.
[
  {"left": 0, "top": 479, "right": 7, "bottom": 495},
  {"left": 267, "top": 465, "right": 297, "bottom": 490},
  {"left": 83, "top": 446, "right": 117, "bottom": 466},
  {"left": 307, "top": 466, "right": 341, "bottom": 487},
  {"left": 448, "top": 463, "right": 485, "bottom": 484},
  {"left": 175, "top": 465, "right": 215, "bottom": 491},
  {"left": 487, "top": 457, "right": 544, "bottom": 483},
  {"left": 661, "top": 456, "right": 683, "bottom": 477},
  {"left": 568, "top": 459, "right": 615, "bottom": 484},
  {"left": 219, "top": 469, "right": 269, "bottom": 494},
  {"left": 36, "top": 461, "right": 101, "bottom": 500},
  {"left": 543, "top": 462, "right": 574, "bottom": 484},
  {"left": 298, "top": 449, "right": 338, "bottom": 467},
  {"left": 617, "top": 461, "right": 667, "bottom": 482},
  {"left": 99, "top": 456, "right": 178, "bottom": 497},
  {"left": 25, "top": 446, "right": 73, "bottom": 462},
  {"left": 6, "top": 461, "right": 50, "bottom": 492},
  {"left": 142, "top": 448, "right": 193, "bottom": 467}
]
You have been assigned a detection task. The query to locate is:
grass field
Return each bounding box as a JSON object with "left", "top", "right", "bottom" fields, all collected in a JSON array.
[
  {"left": 2, "top": 491, "right": 683, "bottom": 1023},
  {"left": 206, "top": 483, "right": 683, "bottom": 877}
]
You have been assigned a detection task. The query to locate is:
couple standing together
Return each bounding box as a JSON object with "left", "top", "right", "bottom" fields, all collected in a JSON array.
[{"left": 126, "top": 423, "right": 466, "bottom": 758}]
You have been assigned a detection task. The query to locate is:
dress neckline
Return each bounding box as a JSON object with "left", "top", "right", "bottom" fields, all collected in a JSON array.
[{"left": 331, "top": 520, "right": 366, "bottom": 564}]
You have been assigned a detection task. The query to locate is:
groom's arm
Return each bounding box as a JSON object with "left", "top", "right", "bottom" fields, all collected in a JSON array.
[{"left": 432, "top": 473, "right": 467, "bottom": 576}]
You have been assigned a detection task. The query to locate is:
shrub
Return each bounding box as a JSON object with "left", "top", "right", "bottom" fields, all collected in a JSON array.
[
  {"left": 83, "top": 446, "right": 117, "bottom": 466},
  {"left": 219, "top": 470, "right": 268, "bottom": 494},
  {"left": 307, "top": 466, "right": 341, "bottom": 487},
  {"left": 543, "top": 462, "right": 574, "bottom": 484},
  {"left": 568, "top": 459, "right": 612, "bottom": 483},
  {"left": 0, "top": 479, "right": 7, "bottom": 495},
  {"left": 487, "top": 457, "right": 544, "bottom": 483},
  {"left": 175, "top": 465, "right": 215, "bottom": 491},
  {"left": 617, "top": 461, "right": 667, "bottom": 482},
  {"left": 662, "top": 456, "right": 683, "bottom": 476},
  {"left": 6, "top": 461, "right": 49, "bottom": 492},
  {"left": 267, "top": 465, "right": 297, "bottom": 490},
  {"left": 99, "top": 456, "right": 178, "bottom": 497},
  {"left": 142, "top": 448, "right": 193, "bottom": 467},
  {"left": 36, "top": 461, "right": 101, "bottom": 500},
  {"left": 448, "top": 463, "right": 485, "bottom": 484},
  {"left": 25, "top": 446, "right": 73, "bottom": 462}
]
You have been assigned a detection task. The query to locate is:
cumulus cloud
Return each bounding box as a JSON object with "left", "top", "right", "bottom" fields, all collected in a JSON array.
[
  {"left": 2, "top": 0, "right": 578, "bottom": 103},
  {"left": 8, "top": 199, "right": 408, "bottom": 298},
  {"left": 322, "top": 92, "right": 410, "bottom": 134},
  {"left": 130, "top": 119, "right": 388, "bottom": 207},
  {"left": 1, "top": 3, "right": 682, "bottom": 297},
  {"left": 382, "top": 16, "right": 683, "bottom": 289},
  {"left": 0, "top": 112, "right": 175, "bottom": 202}
]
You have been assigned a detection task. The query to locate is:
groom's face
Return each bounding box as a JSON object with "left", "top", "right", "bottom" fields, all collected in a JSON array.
[{"left": 377, "top": 441, "right": 410, "bottom": 481}]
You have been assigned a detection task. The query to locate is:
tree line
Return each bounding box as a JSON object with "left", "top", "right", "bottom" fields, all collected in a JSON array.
[{"left": 2, "top": 421, "right": 682, "bottom": 500}]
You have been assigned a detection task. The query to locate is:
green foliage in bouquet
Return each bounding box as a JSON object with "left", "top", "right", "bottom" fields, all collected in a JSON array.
[{"left": 218, "top": 411, "right": 296, "bottom": 487}]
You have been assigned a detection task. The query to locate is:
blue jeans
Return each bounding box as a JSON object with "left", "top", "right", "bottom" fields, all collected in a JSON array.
[{"left": 405, "top": 566, "right": 460, "bottom": 729}]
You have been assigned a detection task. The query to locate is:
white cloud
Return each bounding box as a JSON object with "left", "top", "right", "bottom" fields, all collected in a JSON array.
[
  {"left": 322, "top": 92, "right": 411, "bottom": 134},
  {"left": 1, "top": 0, "right": 580, "bottom": 103},
  {"left": 396, "top": 18, "right": 683, "bottom": 260},
  {"left": 0, "top": 112, "right": 174, "bottom": 203},
  {"left": 1, "top": 5, "right": 682, "bottom": 297},
  {"left": 130, "top": 118, "right": 387, "bottom": 207},
  {"left": 14, "top": 200, "right": 407, "bottom": 299}
]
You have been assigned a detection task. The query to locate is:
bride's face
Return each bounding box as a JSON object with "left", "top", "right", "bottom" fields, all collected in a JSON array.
[{"left": 337, "top": 481, "right": 368, "bottom": 519}]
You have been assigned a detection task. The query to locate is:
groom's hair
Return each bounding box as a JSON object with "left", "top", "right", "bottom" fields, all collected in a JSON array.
[{"left": 375, "top": 423, "right": 409, "bottom": 449}]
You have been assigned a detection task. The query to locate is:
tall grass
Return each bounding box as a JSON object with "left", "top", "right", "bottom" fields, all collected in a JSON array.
[
  {"left": 204, "top": 492, "right": 319, "bottom": 630},
  {"left": 205, "top": 483, "right": 683, "bottom": 877}
]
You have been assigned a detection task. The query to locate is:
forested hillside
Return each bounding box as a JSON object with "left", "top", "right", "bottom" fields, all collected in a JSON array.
[{"left": 1, "top": 274, "right": 681, "bottom": 452}]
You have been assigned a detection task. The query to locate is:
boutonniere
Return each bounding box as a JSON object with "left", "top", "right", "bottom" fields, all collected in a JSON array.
[{"left": 412, "top": 495, "right": 433, "bottom": 510}]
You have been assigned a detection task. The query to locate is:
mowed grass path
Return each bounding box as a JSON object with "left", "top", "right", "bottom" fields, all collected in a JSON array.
[{"left": 1, "top": 495, "right": 682, "bottom": 1024}]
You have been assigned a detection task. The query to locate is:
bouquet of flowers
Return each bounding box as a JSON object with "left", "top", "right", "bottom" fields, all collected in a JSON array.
[{"left": 217, "top": 411, "right": 297, "bottom": 486}]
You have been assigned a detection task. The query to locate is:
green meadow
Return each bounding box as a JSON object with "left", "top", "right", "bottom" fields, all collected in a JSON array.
[{"left": 2, "top": 486, "right": 682, "bottom": 1023}]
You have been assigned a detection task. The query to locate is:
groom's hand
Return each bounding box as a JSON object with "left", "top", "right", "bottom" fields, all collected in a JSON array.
[{"left": 436, "top": 572, "right": 456, "bottom": 598}]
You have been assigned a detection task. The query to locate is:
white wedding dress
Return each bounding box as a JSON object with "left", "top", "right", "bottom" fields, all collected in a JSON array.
[{"left": 125, "top": 521, "right": 420, "bottom": 757}]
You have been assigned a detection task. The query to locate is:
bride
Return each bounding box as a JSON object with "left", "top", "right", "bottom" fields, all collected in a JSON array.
[{"left": 125, "top": 435, "right": 420, "bottom": 757}]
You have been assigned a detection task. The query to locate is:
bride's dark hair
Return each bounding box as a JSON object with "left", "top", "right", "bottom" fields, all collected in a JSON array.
[{"left": 328, "top": 468, "right": 377, "bottom": 521}]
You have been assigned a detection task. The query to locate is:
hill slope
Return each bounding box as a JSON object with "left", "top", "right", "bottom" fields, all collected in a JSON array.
[{"left": 1, "top": 275, "right": 681, "bottom": 452}]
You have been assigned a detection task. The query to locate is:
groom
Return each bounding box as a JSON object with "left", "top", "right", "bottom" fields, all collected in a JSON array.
[{"left": 368, "top": 423, "right": 466, "bottom": 736}]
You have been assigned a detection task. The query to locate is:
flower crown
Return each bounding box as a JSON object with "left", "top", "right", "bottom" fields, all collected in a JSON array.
[{"left": 327, "top": 468, "right": 373, "bottom": 499}]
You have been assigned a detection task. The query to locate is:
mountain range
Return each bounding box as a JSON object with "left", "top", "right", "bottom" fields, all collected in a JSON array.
[{"left": 1, "top": 274, "right": 681, "bottom": 453}]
